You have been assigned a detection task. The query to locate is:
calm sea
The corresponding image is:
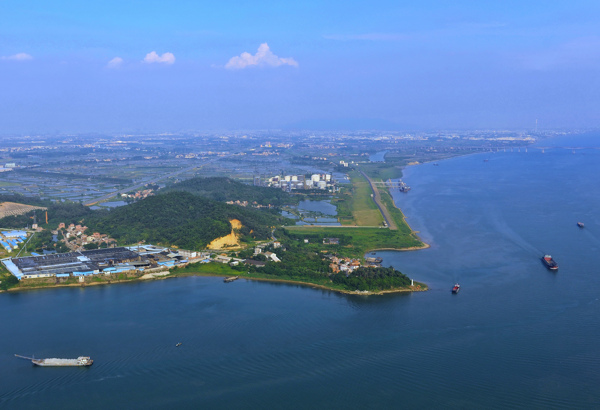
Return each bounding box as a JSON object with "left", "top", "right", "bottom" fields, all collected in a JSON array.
[{"left": 1, "top": 144, "right": 599, "bottom": 409}]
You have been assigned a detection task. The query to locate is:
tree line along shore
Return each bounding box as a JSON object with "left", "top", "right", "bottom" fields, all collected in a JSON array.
[{"left": 0, "top": 172, "right": 428, "bottom": 295}]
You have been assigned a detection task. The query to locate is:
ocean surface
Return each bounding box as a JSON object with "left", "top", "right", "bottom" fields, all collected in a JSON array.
[{"left": 2, "top": 144, "right": 600, "bottom": 409}]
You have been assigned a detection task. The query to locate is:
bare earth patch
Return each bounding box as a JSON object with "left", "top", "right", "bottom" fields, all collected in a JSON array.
[
  {"left": 207, "top": 219, "right": 243, "bottom": 249},
  {"left": 0, "top": 202, "right": 47, "bottom": 219}
]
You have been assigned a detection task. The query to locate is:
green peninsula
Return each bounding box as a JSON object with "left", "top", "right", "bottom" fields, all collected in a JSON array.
[{"left": 0, "top": 174, "right": 426, "bottom": 295}]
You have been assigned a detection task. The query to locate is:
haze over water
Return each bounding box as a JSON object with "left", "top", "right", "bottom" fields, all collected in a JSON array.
[{"left": 2, "top": 144, "right": 600, "bottom": 409}]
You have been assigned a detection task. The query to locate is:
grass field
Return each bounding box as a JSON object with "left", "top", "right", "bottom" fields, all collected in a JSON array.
[
  {"left": 289, "top": 167, "right": 425, "bottom": 258},
  {"left": 284, "top": 225, "right": 423, "bottom": 257},
  {"left": 378, "top": 187, "right": 415, "bottom": 236},
  {"left": 333, "top": 170, "right": 383, "bottom": 226},
  {"left": 359, "top": 162, "right": 404, "bottom": 180}
]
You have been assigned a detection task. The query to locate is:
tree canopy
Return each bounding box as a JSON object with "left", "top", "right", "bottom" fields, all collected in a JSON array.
[
  {"left": 85, "top": 191, "right": 292, "bottom": 249},
  {"left": 162, "top": 177, "right": 296, "bottom": 206}
]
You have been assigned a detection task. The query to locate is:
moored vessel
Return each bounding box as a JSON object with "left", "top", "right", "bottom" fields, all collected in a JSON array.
[
  {"left": 541, "top": 255, "right": 558, "bottom": 271},
  {"left": 451, "top": 283, "right": 460, "bottom": 294},
  {"left": 224, "top": 276, "right": 239, "bottom": 283},
  {"left": 15, "top": 354, "right": 93, "bottom": 367}
]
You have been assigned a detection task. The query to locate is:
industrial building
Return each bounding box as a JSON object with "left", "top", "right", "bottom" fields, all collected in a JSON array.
[
  {"left": 262, "top": 173, "right": 335, "bottom": 191},
  {"left": 2, "top": 247, "right": 145, "bottom": 280},
  {"left": 1, "top": 230, "right": 27, "bottom": 252},
  {"left": 2, "top": 245, "right": 206, "bottom": 280}
]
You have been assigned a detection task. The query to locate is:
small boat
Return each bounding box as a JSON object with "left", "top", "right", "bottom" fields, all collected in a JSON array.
[
  {"left": 176, "top": 343, "right": 182, "bottom": 347},
  {"left": 224, "top": 276, "right": 239, "bottom": 283},
  {"left": 451, "top": 283, "right": 460, "bottom": 294},
  {"left": 541, "top": 255, "right": 558, "bottom": 271},
  {"left": 577, "top": 222, "right": 584, "bottom": 228}
]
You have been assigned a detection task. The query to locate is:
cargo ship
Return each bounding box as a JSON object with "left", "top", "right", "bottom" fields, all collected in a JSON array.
[
  {"left": 541, "top": 255, "right": 558, "bottom": 271},
  {"left": 15, "top": 354, "right": 93, "bottom": 367},
  {"left": 451, "top": 283, "right": 460, "bottom": 294},
  {"left": 399, "top": 181, "right": 411, "bottom": 193}
]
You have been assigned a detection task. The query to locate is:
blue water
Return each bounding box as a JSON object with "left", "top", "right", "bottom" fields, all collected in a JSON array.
[
  {"left": 369, "top": 150, "right": 388, "bottom": 162},
  {"left": 2, "top": 147, "right": 600, "bottom": 409},
  {"left": 294, "top": 200, "right": 341, "bottom": 226},
  {"left": 101, "top": 201, "right": 128, "bottom": 208},
  {"left": 297, "top": 200, "right": 337, "bottom": 216}
]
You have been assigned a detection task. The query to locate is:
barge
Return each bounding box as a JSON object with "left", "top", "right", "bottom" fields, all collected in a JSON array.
[{"left": 15, "top": 354, "right": 93, "bottom": 367}]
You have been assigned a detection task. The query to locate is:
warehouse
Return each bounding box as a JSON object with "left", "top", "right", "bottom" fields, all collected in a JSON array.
[{"left": 2, "top": 247, "right": 150, "bottom": 280}]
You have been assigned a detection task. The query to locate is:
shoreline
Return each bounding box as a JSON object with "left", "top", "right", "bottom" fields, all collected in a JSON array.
[
  {"left": 2, "top": 268, "right": 428, "bottom": 296},
  {"left": 2, "top": 170, "right": 431, "bottom": 296},
  {"left": 367, "top": 243, "right": 430, "bottom": 252},
  {"left": 216, "top": 274, "right": 428, "bottom": 295}
]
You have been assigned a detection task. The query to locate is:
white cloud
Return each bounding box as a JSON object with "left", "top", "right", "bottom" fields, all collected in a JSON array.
[
  {"left": 225, "top": 43, "right": 298, "bottom": 70},
  {"left": 1, "top": 53, "right": 33, "bottom": 61},
  {"left": 107, "top": 57, "right": 123, "bottom": 69},
  {"left": 143, "top": 51, "right": 176, "bottom": 65}
]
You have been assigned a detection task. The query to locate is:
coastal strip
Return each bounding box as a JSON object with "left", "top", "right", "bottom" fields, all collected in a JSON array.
[{"left": 2, "top": 269, "right": 428, "bottom": 296}]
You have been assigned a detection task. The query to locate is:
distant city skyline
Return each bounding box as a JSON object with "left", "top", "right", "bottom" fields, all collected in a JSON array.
[{"left": 1, "top": 0, "right": 600, "bottom": 133}]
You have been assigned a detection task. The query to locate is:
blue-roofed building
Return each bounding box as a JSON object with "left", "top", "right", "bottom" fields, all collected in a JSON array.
[
  {"left": 2, "top": 230, "right": 27, "bottom": 239},
  {"left": 3, "top": 245, "right": 167, "bottom": 282},
  {"left": 2, "top": 259, "right": 22, "bottom": 280}
]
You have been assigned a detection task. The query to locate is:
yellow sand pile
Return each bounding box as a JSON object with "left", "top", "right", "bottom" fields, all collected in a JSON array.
[{"left": 207, "top": 219, "right": 243, "bottom": 249}]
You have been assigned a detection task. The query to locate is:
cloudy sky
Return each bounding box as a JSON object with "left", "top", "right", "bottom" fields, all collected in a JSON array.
[{"left": 1, "top": 0, "right": 600, "bottom": 133}]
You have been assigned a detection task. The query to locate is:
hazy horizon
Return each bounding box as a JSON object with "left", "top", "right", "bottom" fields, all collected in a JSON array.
[{"left": 2, "top": 1, "right": 600, "bottom": 133}]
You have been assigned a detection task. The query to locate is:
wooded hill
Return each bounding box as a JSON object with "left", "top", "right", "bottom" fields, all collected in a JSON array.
[
  {"left": 85, "top": 191, "right": 292, "bottom": 249},
  {"left": 0, "top": 190, "right": 293, "bottom": 250},
  {"left": 162, "top": 177, "right": 296, "bottom": 206}
]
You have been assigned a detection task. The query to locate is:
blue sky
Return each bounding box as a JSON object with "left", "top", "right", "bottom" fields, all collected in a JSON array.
[{"left": 1, "top": 0, "right": 600, "bottom": 133}]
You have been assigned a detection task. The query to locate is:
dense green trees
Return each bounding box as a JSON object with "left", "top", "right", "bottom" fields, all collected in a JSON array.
[
  {"left": 26, "top": 229, "right": 67, "bottom": 253},
  {"left": 243, "top": 242, "right": 412, "bottom": 292},
  {"left": 0, "top": 274, "right": 18, "bottom": 290},
  {"left": 247, "top": 243, "right": 330, "bottom": 281},
  {"left": 84, "top": 191, "right": 291, "bottom": 249},
  {"left": 162, "top": 177, "right": 296, "bottom": 206},
  {"left": 330, "top": 267, "right": 411, "bottom": 291},
  {"left": 0, "top": 186, "right": 294, "bottom": 251}
]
